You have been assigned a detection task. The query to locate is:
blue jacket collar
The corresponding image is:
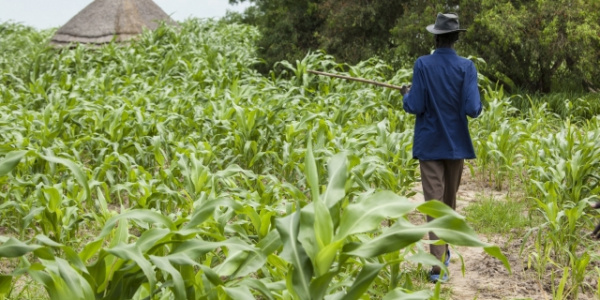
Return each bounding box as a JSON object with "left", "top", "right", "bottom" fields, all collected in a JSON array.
[{"left": 434, "top": 48, "right": 457, "bottom": 55}]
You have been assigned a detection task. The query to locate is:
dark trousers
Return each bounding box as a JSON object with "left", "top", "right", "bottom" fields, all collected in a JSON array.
[{"left": 419, "top": 159, "right": 464, "bottom": 261}]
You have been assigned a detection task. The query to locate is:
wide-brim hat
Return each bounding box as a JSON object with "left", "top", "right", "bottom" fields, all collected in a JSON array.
[{"left": 426, "top": 13, "right": 467, "bottom": 34}]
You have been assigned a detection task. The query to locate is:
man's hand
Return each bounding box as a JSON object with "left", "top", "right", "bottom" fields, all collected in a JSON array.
[{"left": 401, "top": 84, "right": 411, "bottom": 96}]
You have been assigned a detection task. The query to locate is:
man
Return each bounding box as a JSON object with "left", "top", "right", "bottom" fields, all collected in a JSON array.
[{"left": 401, "top": 12, "right": 483, "bottom": 283}]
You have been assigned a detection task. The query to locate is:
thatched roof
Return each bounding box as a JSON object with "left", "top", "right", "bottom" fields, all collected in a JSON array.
[{"left": 50, "top": 0, "right": 177, "bottom": 46}]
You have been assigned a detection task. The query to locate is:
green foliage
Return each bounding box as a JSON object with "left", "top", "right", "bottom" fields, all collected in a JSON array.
[
  {"left": 315, "top": 0, "right": 406, "bottom": 65},
  {"left": 234, "top": 0, "right": 600, "bottom": 92},
  {"left": 511, "top": 92, "right": 600, "bottom": 121},
  {"left": 0, "top": 19, "right": 508, "bottom": 299},
  {"left": 231, "top": 0, "right": 408, "bottom": 71},
  {"left": 390, "top": 0, "right": 600, "bottom": 92},
  {"left": 390, "top": 1, "right": 460, "bottom": 65},
  {"left": 458, "top": 0, "right": 600, "bottom": 93}
]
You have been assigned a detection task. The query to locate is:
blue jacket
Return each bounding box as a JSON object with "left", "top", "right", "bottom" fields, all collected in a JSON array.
[{"left": 402, "top": 48, "right": 482, "bottom": 160}]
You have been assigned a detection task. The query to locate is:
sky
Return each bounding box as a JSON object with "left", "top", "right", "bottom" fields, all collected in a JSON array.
[{"left": 0, "top": 0, "right": 253, "bottom": 30}]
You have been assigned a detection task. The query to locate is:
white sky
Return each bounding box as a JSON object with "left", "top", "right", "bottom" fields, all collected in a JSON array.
[{"left": 0, "top": 0, "right": 253, "bottom": 30}]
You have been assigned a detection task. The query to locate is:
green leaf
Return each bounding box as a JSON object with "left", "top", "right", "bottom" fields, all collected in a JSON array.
[
  {"left": 309, "top": 272, "right": 337, "bottom": 300},
  {"left": 28, "top": 264, "right": 74, "bottom": 300},
  {"left": 55, "top": 257, "right": 95, "bottom": 300},
  {"left": 42, "top": 186, "right": 62, "bottom": 213},
  {"left": 344, "top": 218, "right": 455, "bottom": 258},
  {"left": 136, "top": 228, "right": 172, "bottom": 253},
  {"left": 63, "top": 247, "right": 89, "bottom": 275},
  {"left": 345, "top": 201, "right": 510, "bottom": 273},
  {"left": 215, "top": 250, "right": 250, "bottom": 277},
  {"left": 79, "top": 239, "right": 103, "bottom": 262},
  {"left": 275, "top": 212, "right": 313, "bottom": 300},
  {"left": 306, "top": 137, "right": 334, "bottom": 252},
  {"left": 0, "top": 238, "right": 41, "bottom": 258},
  {"left": 323, "top": 153, "right": 347, "bottom": 208},
  {"left": 0, "top": 275, "right": 12, "bottom": 295},
  {"left": 237, "top": 278, "right": 275, "bottom": 300},
  {"left": 305, "top": 133, "right": 320, "bottom": 202},
  {"left": 172, "top": 238, "right": 255, "bottom": 260},
  {"left": 231, "top": 229, "right": 282, "bottom": 278},
  {"left": 336, "top": 191, "right": 417, "bottom": 240},
  {"left": 40, "top": 152, "right": 91, "bottom": 203},
  {"left": 222, "top": 286, "right": 255, "bottom": 300},
  {"left": 381, "top": 289, "right": 433, "bottom": 300},
  {"left": 34, "top": 235, "right": 63, "bottom": 248},
  {"left": 0, "top": 150, "right": 28, "bottom": 177},
  {"left": 198, "top": 265, "right": 223, "bottom": 286},
  {"left": 106, "top": 243, "right": 157, "bottom": 291},
  {"left": 483, "top": 245, "right": 512, "bottom": 274},
  {"left": 314, "top": 239, "right": 344, "bottom": 276},
  {"left": 313, "top": 198, "right": 334, "bottom": 250},
  {"left": 416, "top": 199, "right": 464, "bottom": 219},
  {"left": 149, "top": 255, "right": 186, "bottom": 300},
  {"left": 298, "top": 204, "right": 318, "bottom": 263},
  {"left": 340, "top": 263, "right": 384, "bottom": 300},
  {"left": 183, "top": 198, "right": 241, "bottom": 230},
  {"left": 405, "top": 251, "right": 448, "bottom": 273},
  {"left": 163, "top": 252, "right": 199, "bottom": 267},
  {"left": 215, "top": 164, "right": 257, "bottom": 179},
  {"left": 99, "top": 209, "right": 175, "bottom": 238}
]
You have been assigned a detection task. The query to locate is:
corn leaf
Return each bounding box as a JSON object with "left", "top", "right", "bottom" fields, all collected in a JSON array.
[
  {"left": 149, "top": 255, "right": 187, "bottom": 300},
  {"left": 335, "top": 191, "right": 417, "bottom": 240},
  {"left": 323, "top": 153, "right": 347, "bottom": 208},
  {"left": 306, "top": 137, "right": 334, "bottom": 251},
  {"left": 222, "top": 286, "right": 255, "bottom": 300},
  {"left": 381, "top": 289, "right": 433, "bottom": 300},
  {"left": 106, "top": 243, "right": 157, "bottom": 292},
  {"left": 0, "top": 275, "right": 12, "bottom": 295},
  {"left": 99, "top": 209, "right": 175, "bottom": 238},
  {"left": 39, "top": 152, "right": 90, "bottom": 203},
  {"left": 0, "top": 238, "right": 41, "bottom": 258},
  {"left": 55, "top": 257, "right": 95, "bottom": 300},
  {"left": 0, "top": 150, "right": 28, "bottom": 177},
  {"left": 275, "top": 212, "right": 313, "bottom": 300},
  {"left": 340, "top": 263, "right": 384, "bottom": 300}
]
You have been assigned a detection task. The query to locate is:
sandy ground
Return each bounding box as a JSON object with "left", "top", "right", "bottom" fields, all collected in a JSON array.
[{"left": 408, "top": 166, "right": 598, "bottom": 300}]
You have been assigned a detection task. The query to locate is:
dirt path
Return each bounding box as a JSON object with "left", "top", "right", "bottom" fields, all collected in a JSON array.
[{"left": 408, "top": 167, "right": 563, "bottom": 300}]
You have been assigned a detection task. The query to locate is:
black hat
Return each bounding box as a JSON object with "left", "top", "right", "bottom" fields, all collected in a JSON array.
[{"left": 426, "top": 13, "right": 467, "bottom": 34}]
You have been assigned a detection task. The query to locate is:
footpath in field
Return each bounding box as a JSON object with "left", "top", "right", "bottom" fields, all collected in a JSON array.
[{"left": 408, "top": 166, "right": 597, "bottom": 300}]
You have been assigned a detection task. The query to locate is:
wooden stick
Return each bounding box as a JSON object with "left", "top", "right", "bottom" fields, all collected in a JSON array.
[{"left": 307, "top": 69, "right": 406, "bottom": 91}]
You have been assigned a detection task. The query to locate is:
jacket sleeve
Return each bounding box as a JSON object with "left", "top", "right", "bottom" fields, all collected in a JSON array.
[
  {"left": 402, "top": 61, "right": 425, "bottom": 115},
  {"left": 463, "top": 61, "right": 482, "bottom": 118}
]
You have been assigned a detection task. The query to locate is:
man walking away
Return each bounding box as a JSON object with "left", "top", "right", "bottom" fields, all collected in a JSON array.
[{"left": 401, "top": 12, "right": 483, "bottom": 283}]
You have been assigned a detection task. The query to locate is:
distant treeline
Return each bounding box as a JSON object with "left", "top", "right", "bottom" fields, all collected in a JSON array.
[{"left": 227, "top": 0, "right": 600, "bottom": 94}]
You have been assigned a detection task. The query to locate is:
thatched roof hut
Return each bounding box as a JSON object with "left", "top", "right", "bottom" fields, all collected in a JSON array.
[{"left": 50, "top": 0, "right": 178, "bottom": 46}]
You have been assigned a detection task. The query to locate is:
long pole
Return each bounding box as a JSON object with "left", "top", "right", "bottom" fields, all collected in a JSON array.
[{"left": 307, "top": 70, "right": 405, "bottom": 91}]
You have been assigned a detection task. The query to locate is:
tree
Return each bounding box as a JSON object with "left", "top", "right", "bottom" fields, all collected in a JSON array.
[
  {"left": 391, "top": 1, "right": 461, "bottom": 65},
  {"left": 315, "top": 0, "right": 406, "bottom": 64},
  {"left": 232, "top": 0, "right": 600, "bottom": 92},
  {"left": 460, "top": 0, "right": 600, "bottom": 92},
  {"left": 391, "top": 0, "right": 600, "bottom": 93},
  {"left": 230, "top": 0, "right": 406, "bottom": 70},
  {"left": 230, "top": 0, "right": 324, "bottom": 72}
]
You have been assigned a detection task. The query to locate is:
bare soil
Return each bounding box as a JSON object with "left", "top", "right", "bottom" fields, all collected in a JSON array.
[{"left": 409, "top": 166, "right": 599, "bottom": 300}]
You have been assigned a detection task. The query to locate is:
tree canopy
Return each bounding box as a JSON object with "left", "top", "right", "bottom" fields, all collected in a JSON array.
[{"left": 230, "top": 0, "right": 600, "bottom": 93}]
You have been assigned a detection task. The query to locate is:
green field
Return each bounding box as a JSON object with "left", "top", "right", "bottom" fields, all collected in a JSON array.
[{"left": 0, "top": 20, "right": 599, "bottom": 299}]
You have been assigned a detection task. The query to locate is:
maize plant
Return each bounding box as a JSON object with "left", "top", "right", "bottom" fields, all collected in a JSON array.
[{"left": 0, "top": 18, "right": 527, "bottom": 299}]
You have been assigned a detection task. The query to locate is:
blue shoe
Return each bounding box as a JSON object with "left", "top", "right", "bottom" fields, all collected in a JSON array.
[
  {"left": 429, "top": 271, "right": 448, "bottom": 283},
  {"left": 429, "top": 250, "right": 451, "bottom": 283}
]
